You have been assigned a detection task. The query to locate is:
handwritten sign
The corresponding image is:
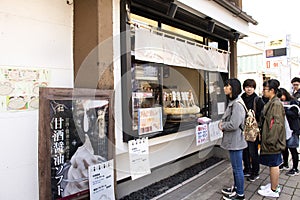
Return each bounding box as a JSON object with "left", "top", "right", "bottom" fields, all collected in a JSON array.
[
  {"left": 195, "top": 124, "right": 209, "bottom": 146},
  {"left": 138, "top": 107, "right": 163, "bottom": 135}
]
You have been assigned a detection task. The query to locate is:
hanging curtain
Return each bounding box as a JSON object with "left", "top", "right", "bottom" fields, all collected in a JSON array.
[{"left": 134, "top": 28, "right": 229, "bottom": 72}]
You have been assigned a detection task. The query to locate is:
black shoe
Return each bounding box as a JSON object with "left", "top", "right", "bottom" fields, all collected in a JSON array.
[
  {"left": 247, "top": 174, "right": 259, "bottom": 182},
  {"left": 279, "top": 163, "right": 289, "bottom": 171},
  {"left": 285, "top": 168, "right": 300, "bottom": 176},
  {"left": 223, "top": 193, "right": 245, "bottom": 200},
  {"left": 222, "top": 186, "right": 236, "bottom": 195},
  {"left": 243, "top": 169, "right": 251, "bottom": 177}
]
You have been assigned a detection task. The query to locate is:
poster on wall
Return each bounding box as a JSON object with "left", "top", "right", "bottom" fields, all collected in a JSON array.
[
  {"left": 0, "top": 66, "right": 49, "bottom": 112},
  {"left": 38, "top": 88, "right": 115, "bottom": 200},
  {"left": 138, "top": 107, "right": 163, "bottom": 135}
]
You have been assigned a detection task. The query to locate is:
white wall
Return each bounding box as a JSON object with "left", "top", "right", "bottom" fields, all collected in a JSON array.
[{"left": 0, "top": 1, "right": 73, "bottom": 200}]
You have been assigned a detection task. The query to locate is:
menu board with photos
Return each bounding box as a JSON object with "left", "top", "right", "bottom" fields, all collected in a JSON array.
[
  {"left": 138, "top": 107, "right": 163, "bottom": 135},
  {"left": 38, "top": 88, "right": 115, "bottom": 200}
]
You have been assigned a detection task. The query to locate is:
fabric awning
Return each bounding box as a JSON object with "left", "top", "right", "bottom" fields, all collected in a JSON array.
[{"left": 134, "top": 28, "right": 229, "bottom": 72}]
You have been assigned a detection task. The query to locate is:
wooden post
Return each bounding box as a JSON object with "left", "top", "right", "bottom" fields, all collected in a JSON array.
[
  {"left": 74, "top": 0, "right": 114, "bottom": 89},
  {"left": 229, "top": 39, "right": 238, "bottom": 78}
]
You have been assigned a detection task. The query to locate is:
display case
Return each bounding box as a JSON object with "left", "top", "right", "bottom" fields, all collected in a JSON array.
[
  {"left": 123, "top": 61, "right": 205, "bottom": 141},
  {"left": 131, "top": 63, "right": 163, "bottom": 135}
]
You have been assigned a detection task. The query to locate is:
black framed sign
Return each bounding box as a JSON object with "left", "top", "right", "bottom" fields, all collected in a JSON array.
[{"left": 38, "top": 88, "right": 115, "bottom": 200}]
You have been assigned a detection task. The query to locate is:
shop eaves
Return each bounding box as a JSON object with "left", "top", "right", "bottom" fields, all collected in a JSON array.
[{"left": 212, "top": 0, "right": 258, "bottom": 25}]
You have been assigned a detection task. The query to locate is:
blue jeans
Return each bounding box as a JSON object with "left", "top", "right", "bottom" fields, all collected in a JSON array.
[{"left": 229, "top": 150, "right": 244, "bottom": 195}]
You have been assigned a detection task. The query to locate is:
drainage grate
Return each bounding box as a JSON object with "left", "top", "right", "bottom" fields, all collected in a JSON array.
[{"left": 119, "top": 157, "right": 223, "bottom": 200}]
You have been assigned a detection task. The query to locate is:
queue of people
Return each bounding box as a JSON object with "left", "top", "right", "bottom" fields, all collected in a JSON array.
[{"left": 218, "top": 77, "right": 300, "bottom": 200}]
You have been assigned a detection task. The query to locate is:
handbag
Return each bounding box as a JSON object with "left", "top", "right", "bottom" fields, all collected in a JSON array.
[
  {"left": 285, "top": 116, "right": 293, "bottom": 140},
  {"left": 287, "top": 133, "right": 299, "bottom": 148}
]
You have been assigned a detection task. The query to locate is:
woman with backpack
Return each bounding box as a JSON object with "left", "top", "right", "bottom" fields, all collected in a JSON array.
[
  {"left": 219, "top": 78, "right": 247, "bottom": 200},
  {"left": 241, "top": 79, "right": 265, "bottom": 182},
  {"left": 277, "top": 87, "right": 300, "bottom": 176}
]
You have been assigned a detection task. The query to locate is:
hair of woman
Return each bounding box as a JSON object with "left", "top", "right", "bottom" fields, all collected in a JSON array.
[
  {"left": 224, "top": 78, "right": 242, "bottom": 100},
  {"left": 264, "top": 79, "right": 280, "bottom": 94},
  {"left": 277, "top": 88, "right": 294, "bottom": 101}
]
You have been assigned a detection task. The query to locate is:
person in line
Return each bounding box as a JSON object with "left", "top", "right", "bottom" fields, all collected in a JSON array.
[
  {"left": 258, "top": 79, "right": 286, "bottom": 198},
  {"left": 241, "top": 79, "right": 265, "bottom": 182},
  {"left": 291, "top": 77, "right": 300, "bottom": 100},
  {"left": 219, "top": 78, "right": 247, "bottom": 200},
  {"left": 277, "top": 88, "right": 300, "bottom": 176}
]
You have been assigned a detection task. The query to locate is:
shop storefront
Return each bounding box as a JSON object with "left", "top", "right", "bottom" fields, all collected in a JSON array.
[
  {"left": 0, "top": 0, "right": 257, "bottom": 199},
  {"left": 115, "top": 0, "right": 257, "bottom": 198}
]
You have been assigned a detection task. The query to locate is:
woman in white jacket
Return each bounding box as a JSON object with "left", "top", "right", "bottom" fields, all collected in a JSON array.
[{"left": 219, "top": 78, "right": 247, "bottom": 200}]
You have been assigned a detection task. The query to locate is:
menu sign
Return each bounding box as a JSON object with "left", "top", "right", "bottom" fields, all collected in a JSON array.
[
  {"left": 128, "top": 138, "right": 151, "bottom": 180},
  {"left": 88, "top": 160, "right": 115, "bottom": 200},
  {"left": 195, "top": 124, "right": 209, "bottom": 146},
  {"left": 38, "top": 88, "right": 114, "bottom": 200},
  {"left": 138, "top": 107, "right": 163, "bottom": 135}
]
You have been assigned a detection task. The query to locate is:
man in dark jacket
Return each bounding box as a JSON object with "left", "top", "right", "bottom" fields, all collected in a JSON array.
[{"left": 291, "top": 77, "right": 300, "bottom": 100}]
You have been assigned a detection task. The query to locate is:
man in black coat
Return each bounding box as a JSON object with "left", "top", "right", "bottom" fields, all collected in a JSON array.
[
  {"left": 291, "top": 77, "right": 300, "bottom": 100},
  {"left": 241, "top": 79, "right": 265, "bottom": 182}
]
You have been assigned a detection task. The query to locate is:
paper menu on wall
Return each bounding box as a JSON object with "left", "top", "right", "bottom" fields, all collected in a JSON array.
[
  {"left": 195, "top": 124, "right": 209, "bottom": 146},
  {"left": 88, "top": 160, "right": 115, "bottom": 200},
  {"left": 209, "top": 120, "right": 223, "bottom": 141},
  {"left": 128, "top": 137, "right": 151, "bottom": 180}
]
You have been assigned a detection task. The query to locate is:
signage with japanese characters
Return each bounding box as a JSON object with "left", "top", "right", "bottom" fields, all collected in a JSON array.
[
  {"left": 195, "top": 124, "right": 209, "bottom": 146},
  {"left": 128, "top": 138, "right": 151, "bottom": 180},
  {"left": 38, "top": 88, "right": 115, "bottom": 200},
  {"left": 88, "top": 160, "right": 115, "bottom": 200},
  {"left": 0, "top": 66, "right": 49, "bottom": 112}
]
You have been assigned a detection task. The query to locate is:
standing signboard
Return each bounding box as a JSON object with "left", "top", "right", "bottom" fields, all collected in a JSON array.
[{"left": 38, "top": 88, "right": 115, "bottom": 200}]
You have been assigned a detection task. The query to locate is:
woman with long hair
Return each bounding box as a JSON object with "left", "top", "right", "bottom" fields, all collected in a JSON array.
[
  {"left": 277, "top": 87, "right": 300, "bottom": 176},
  {"left": 219, "top": 78, "right": 247, "bottom": 200}
]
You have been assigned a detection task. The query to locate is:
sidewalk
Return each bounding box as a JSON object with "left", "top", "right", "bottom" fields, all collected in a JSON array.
[{"left": 154, "top": 160, "right": 300, "bottom": 200}]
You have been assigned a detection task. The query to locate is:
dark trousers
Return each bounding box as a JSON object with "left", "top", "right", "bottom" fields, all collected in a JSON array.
[
  {"left": 243, "top": 139, "right": 260, "bottom": 175},
  {"left": 282, "top": 147, "right": 299, "bottom": 170}
]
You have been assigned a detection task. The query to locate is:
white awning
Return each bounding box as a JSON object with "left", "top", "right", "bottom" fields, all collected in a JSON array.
[{"left": 134, "top": 28, "right": 229, "bottom": 72}]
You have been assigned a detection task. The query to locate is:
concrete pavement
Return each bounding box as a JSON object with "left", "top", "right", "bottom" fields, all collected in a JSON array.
[{"left": 153, "top": 160, "right": 300, "bottom": 200}]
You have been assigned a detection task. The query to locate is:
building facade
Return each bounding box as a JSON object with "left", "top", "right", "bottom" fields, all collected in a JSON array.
[{"left": 0, "top": 0, "right": 256, "bottom": 199}]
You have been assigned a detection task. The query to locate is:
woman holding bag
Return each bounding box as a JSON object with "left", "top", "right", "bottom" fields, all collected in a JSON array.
[{"left": 277, "top": 87, "right": 300, "bottom": 176}]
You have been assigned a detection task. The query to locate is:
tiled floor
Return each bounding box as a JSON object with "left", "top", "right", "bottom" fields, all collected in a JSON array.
[{"left": 154, "top": 160, "right": 300, "bottom": 200}]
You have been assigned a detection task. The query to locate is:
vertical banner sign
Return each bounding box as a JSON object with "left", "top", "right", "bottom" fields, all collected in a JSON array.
[
  {"left": 195, "top": 124, "right": 209, "bottom": 146},
  {"left": 128, "top": 138, "right": 151, "bottom": 180},
  {"left": 50, "top": 100, "right": 109, "bottom": 199},
  {"left": 39, "top": 88, "right": 115, "bottom": 200},
  {"left": 88, "top": 160, "right": 115, "bottom": 200}
]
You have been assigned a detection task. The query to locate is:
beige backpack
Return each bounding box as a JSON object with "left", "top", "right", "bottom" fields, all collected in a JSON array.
[{"left": 237, "top": 99, "right": 260, "bottom": 142}]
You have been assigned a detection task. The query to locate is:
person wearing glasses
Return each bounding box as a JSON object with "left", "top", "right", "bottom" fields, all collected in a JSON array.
[
  {"left": 258, "top": 79, "right": 286, "bottom": 198},
  {"left": 291, "top": 77, "right": 300, "bottom": 100}
]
